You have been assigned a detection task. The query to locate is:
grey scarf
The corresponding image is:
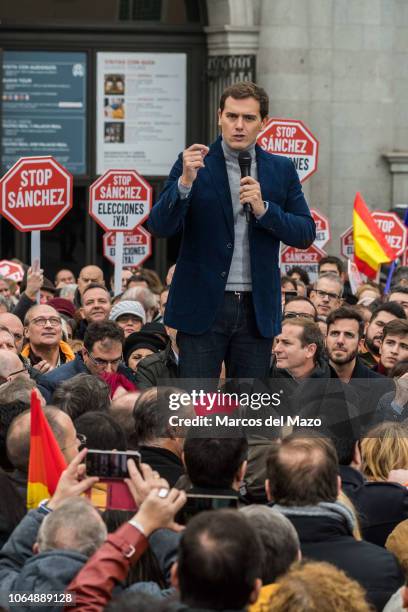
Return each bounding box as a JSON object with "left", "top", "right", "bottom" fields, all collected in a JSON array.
[{"left": 273, "top": 500, "right": 355, "bottom": 534}]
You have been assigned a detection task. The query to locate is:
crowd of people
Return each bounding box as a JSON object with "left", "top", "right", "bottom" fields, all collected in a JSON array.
[{"left": 0, "top": 254, "right": 407, "bottom": 611}]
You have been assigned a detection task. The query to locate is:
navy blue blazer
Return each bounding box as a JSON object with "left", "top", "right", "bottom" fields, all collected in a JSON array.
[{"left": 147, "top": 137, "right": 315, "bottom": 338}]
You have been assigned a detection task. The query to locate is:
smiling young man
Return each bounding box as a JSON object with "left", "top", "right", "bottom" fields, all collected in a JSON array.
[{"left": 148, "top": 81, "right": 315, "bottom": 381}]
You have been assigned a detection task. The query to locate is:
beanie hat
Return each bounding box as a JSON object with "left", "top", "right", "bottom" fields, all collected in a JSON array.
[
  {"left": 123, "top": 331, "right": 167, "bottom": 364},
  {"left": 109, "top": 300, "right": 146, "bottom": 325},
  {"left": 48, "top": 297, "right": 76, "bottom": 318}
]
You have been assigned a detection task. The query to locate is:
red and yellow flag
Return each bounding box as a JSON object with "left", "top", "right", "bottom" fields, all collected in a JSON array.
[
  {"left": 353, "top": 192, "right": 395, "bottom": 279},
  {"left": 27, "top": 390, "right": 67, "bottom": 509}
]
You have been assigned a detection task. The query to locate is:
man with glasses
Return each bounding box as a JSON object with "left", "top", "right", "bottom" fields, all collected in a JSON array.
[
  {"left": 22, "top": 305, "right": 74, "bottom": 374},
  {"left": 0, "top": 349, "right": 29, "bottom": 386},
  {"left": 283, "top": 296, "right": 317, "bottom": 322},
  {"left": 309, "top": 273, "right": 343, "bottom": 321},
  {"left": 38, "top": 321, "right": 131, "bottom": 403}
]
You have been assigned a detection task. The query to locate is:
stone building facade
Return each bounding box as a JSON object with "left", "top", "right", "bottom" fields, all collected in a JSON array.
[{"left": 205, "top": 0, "right": 408, "bottom": 251}]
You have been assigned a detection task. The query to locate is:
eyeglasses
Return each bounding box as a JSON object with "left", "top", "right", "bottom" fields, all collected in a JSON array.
[
  {"left": 87, "top": 351, "right": 122, "bottom": 368},
  {"left": 9, "top": 366, "right": 28, "bottom": 377},
  {"left": 29, "top": 316, "right": 62, "bottom": 327},
  {"left": 0, "top": 365, "right": 28, "bottom": 386},
  {"left": 77, "top": 433, "right": 87, "bottom": 447},
  {"left": 61, "top": 433, "right": 87, "bottom": 452},
  {"left": 284, "top": 312, "right": 316, "bottom": 321},
  {"left": 313, "top": 289, "right": 341, "bottom": 301}
]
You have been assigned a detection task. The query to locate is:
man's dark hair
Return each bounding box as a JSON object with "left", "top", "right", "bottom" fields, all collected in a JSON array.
[
  {"left": 326, "top": 306, "right": 365, "bottom": 339},
  {"left": 282, "top": 318, "right": 325, "bottom": 363},
  {"left": 369, "top": 302, "right": 406, "bottom": 323},
  {"left": 281, "top": 275, "right": 297, "bottom": 290},
  {"left": 287, "top": 266, "right": 310, "bottom": 286},
  {"left": 382, "top": 318, "right": 408, "bottom": 341},
  {"left": 126, "top": 271, "right": 152, "bottom": 290},
  {"left": 83, "top": 321, "right": 124, "bottom": 352},
  {"left": 219, "top": 81, "right": 269, "bottom": 119},
  {"left": 392, "top": 266, "right": 408, "bottom": 286},
  {"left": 133, "top": 387, "right": 192, "bottom": 444},
  {"left": 330, "top": 437, "right": 359, "bottom": 466},
  {"left": 75, "top": 411, "right": 127, "bottom": 450},
  {"left": 81, "top": 283, "right": 110, "bottom": 305},
  {"left": 177, "top": 509, "right": 263, "bottom": 610},
  {"left": 240, "top": 506, "right": 300, "bottom": 584},
  {"left": 389, "top": 285, "right": 408, "bottom": 297},
  {"left": 52, "top": 373, "right": 110, "bottom": 420},
  {"left": 318, "top": 255, "right": 344, "bottom": 275},
  {"left": 266, "top": 435, "right": 339, "bottom": 506},
  {"left": 183, "top": 436, "right": 248, "bottom": 489},
  {"left": 284, "top": 296, "right": 317, "bottom": 317}
]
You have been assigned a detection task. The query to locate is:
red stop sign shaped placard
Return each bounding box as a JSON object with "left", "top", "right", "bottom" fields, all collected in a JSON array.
[
  {"left": 372, "top": 211, "right": 407, "bottom": 258},
  {"left": 257, "top": 118, "right": 319, "bottom": 183},
  {"left": 0, "top": 156, "right": 73, "bottom": 231},
  {"left": 311, "top": 208, "right": 330, "bottom": 251},
  {"left": 340, "top": 226, "right": 354, "bottom": 260},
  {"left": 103, "top": 226, "right": 152, "bottom": 267},
  {"left": 90, "top": 169, "right": 152, "bottom": 232},
  {"left": 0, "top": 260, "right": 24, "bottom": 282}
]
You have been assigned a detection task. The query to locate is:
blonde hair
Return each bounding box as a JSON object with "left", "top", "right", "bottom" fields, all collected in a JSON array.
[
  {"left": 361, "top": 422, "right": 408, "bottom": 481},
  {"left": 268, "top": 560, "right": 370, "bottom": 612},
  {"left": 338, "top": 491, "right": 362, "bottom": 541},
  {"left": 355, "top": 282, "right": 381, "bottom": 300},
  {"left": 385, "top": 519, "right": 408, "bottom": 578}
]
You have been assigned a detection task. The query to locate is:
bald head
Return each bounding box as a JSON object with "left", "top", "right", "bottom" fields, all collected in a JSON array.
[
  {"left": 6, "top": 406, "right": 77, "bottom": 472},
  {"left": 0, "top": 349, "right": 26, "bottom": 380},
  {"left": 78, "top": 266, "right": 105, "bottom": 295},
  {"left": 0, "top": 313, "right": 24, "bottom": 352}
]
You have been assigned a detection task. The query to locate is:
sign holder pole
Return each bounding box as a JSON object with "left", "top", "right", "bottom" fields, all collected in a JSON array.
[
  {"left": 31, "top": 230, "right": 41, "bottom": 303},
  {"left": 113, "top": 231, "right": 124, "bottom": 296}
]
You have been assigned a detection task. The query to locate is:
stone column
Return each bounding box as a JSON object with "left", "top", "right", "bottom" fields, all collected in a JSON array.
[
  {"left": 205, "top": 0, "right": 260, "bottom": 140},
  {"left": 383, "top": 152, "right": 408, "bottom": 208}
]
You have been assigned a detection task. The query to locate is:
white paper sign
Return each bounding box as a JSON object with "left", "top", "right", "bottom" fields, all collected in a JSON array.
[{"left": 96, "top": 52, "right": 187, "bottom": 176}]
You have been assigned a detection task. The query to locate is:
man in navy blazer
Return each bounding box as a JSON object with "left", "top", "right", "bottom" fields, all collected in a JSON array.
[{"left": 148, "top": 82, "right": 315, "bottom": 380}]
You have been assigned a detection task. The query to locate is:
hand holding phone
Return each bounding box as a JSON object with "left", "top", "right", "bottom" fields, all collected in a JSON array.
[{"left": 85, "top": 450, "right": 142, "bottom": 479}]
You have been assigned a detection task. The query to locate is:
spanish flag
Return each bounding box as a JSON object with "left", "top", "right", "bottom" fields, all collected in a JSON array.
[
  {"left": 27, "top": 390, "right": 67, "bottom": 509},
  {"left": 353, "top": 192, "right": 395, "bottom": 279}
]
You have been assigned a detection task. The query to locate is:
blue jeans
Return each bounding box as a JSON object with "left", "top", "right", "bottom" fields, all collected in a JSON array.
[{"left": 177, "top": 292, "right": 273, "bottom": 380}]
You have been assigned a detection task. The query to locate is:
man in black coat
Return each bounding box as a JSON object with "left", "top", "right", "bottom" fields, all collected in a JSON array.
[
  {"left": 326, "top": 306, "right": 394, "bottom": 433},
  {"left": 265, "top": 434, "right": 404, "bottom": 611},
  {"left": 133, "top": 387, "right": 192, "bottom": 487}
]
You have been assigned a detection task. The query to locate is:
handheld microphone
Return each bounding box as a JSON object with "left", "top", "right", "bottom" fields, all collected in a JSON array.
[{"left": 238, "top": 151, "right": 252, "bottom": 222}]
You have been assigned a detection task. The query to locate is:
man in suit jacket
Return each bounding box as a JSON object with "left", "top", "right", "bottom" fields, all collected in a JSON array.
[{"left": 148, "top": 82, "right": 315, "bottom": 379}]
